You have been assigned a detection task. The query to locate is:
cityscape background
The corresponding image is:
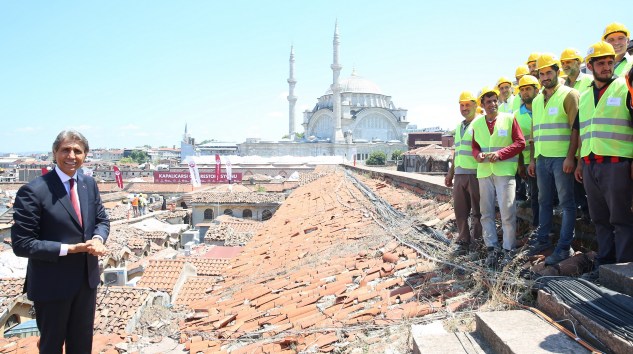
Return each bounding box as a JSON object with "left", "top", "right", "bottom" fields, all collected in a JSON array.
[{"left": 1, "top": 0, "right": 629, "bottom": 153}]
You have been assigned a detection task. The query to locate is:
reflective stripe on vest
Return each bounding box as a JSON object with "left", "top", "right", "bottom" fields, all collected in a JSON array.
[
  {"left": 514, "top": 106, "right": 533, "bottom": 164},
  {"left": 453, "top": 118, "right": 479, "bottom": 173},
  {"left": 472, "top": 113, "right": 518, "bottom": 178},
  {"left": 579, "top": 78, "right": 633, "bottom": 158},
  {"left": 533, "top": 85, "right": 574, "bottom": 157}
]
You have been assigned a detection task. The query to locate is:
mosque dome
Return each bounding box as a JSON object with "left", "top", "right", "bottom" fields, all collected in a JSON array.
[{"left": 325, "top": 69, "right": 382, "bottom": 95}]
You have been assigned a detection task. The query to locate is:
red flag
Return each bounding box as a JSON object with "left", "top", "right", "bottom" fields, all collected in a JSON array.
[
  {"left": 41, "top": 167, "right": 49, "bottom": 175},
  {"left": 113, "top": 166, "right": 124, "bottom": 189},
  {"left": 215, "top": 154, "right": 221, "bottom": 182}
]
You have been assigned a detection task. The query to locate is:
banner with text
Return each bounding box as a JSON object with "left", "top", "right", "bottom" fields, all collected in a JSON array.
[{"left": 154, "top": 170, "right": 243, "bottom": 184}]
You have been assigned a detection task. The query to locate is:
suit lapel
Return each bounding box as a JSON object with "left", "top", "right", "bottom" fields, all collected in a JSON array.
[{"left": 49, "top": 172, "right": 83, "bottom": 229}]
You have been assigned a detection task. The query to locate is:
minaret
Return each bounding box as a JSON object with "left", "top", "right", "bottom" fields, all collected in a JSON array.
[
  {"left": 183, "top": 123, "right": 190, "bottom": 143},
  {"left": 331, "top": 21, "right": 344, "bottom": 143},
  {"left": 287, "top": 45, "right": 297, "bottom": 139}
]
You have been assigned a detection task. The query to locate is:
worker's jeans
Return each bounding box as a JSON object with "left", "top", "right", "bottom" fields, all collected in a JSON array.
[
  {"left": 535, "top": 157, "right": 575, "bottom": 253},
  {"left": 479, "top": 175, "right": 516, "bottom": 250}
]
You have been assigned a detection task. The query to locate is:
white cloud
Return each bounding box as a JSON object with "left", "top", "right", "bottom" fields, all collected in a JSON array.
[{"left": 267, "top": 111, "right": 284, "bottom": 118}]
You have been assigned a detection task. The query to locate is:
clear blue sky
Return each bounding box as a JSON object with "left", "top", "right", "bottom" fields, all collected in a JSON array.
[{"left": 1, "top": 0, "right": 629, "bottom": 153}]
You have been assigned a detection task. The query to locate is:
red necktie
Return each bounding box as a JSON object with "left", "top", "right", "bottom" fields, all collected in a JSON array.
[{"left": 69, "top": 178, "right": 83, "bottom": 227}]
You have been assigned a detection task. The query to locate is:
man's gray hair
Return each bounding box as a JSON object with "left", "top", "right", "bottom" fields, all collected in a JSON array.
[{"left": 52, "top": 130, "right": 90, "bottom": 153}]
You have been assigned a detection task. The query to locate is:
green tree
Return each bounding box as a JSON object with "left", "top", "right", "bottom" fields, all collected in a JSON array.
[
  {"left": 129, "top": 150, "right": 150, "bottom": 163},
  {"left": 118, "top": 157, "right": 134, "bottom": 164},
  {"left": 365, "top": 151, "right": 386, "bottom": 166},
  {"left": 391, "top": 149, "right": 403, "bottom": 161}
]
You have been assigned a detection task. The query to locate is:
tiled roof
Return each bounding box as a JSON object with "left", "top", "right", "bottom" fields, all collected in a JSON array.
[
  {"left": 0, "top": 333, "right": 127, "bottom": 353},
  {"left": 202, "top": 246, "right": 243, "bottom": 259},
  {"left": 0, "top": 278, "right": 23, "bottom": 298},
  {"left": 94, "top": 286, "right": 152, "bottom": 334},
  {"left": 403, "top": 143, "right": 452, "bottom": 157},
  {"left": 191, "top": 191, "right": 285, "bottom": 204},
  {"left": 137, "top": 258, "right": 230, "bottom": 294},
  {"left": 178, "top": 170, "right": 466, "bottom": 352},
  {"left": 204, "top": 215, "right": 264, "bottom": 245},
  {"left": 174, "top": 276, "right": 220, "bottom": 306},
  {"left": 0, "top": 278, "right": 24, "bottom": 316}
]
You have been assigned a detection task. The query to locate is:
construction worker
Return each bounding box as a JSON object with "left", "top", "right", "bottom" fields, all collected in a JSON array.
[
  {"left": 527, "top": 53, "right": 580, "bottom": 265},
  {"left": 445, "top": 91, "right": 483, "bottom": 256},
  {"left": 513, "top": 65, "right": 530, "bottom": 112},
  {"left": 561, "top": 47, "right": 593, "bottom": 220},
  {"left": 561, "top": 48, "right": 594, "bottom": 93},
  {"left": 515, "top": 75, "right": 541, "bottom": 228},
  {"left": 472, "top": 87, "right": 526, "bottom": 268},
  {"left": 602, "top": 22, "right": 633, "bottom": 77},
  {"left": 527, "top": 52, "right": 541, "bottom": 77},
  {"left": 497, "top": 77, "right": 515, "bottom": 114},
  {"left": 575, "top": 41, "right": 633, "bottom": 281}
]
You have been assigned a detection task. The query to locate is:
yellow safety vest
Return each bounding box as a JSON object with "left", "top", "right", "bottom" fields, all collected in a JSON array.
[
  {"left": 498, "top": 95, "right": 515, "bottom": 114},
  {"left": 453, "top": 118, "right": 480, "bottom": 174},
  {"left": 512, "top": 94, "right": 523, "bottom": 113},
  {"left": 514, "top": 105, "right": 533, "bottom": 164},
  {"left": 533, "top": 85, "right": 574, "bottom": 158},
  {"left": 472, "top": 113, "right": 518, "bottom": 178},
  {"left": 579, "top": 78, "right": 633, "bottom": 158},
  {"left": 570, "top": 73, "right": 594, "bottom": 94},
  {"left": 614, "top": 56, "right": 633, "bottom": 78}
]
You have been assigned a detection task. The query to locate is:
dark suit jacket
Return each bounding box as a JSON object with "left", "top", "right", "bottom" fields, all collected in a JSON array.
[{"left": 11, "top": 170, "right": 110, "bottom": 302}]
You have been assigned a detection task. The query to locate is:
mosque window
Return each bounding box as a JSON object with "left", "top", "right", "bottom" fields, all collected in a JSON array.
[
  {"left": 224, "top": 209, "right": 233, "bottom": 216},
  {"left": 204, "top": 208, "right": 214, "bottom": 220},
  {"left": 262, "top": 209, "right": 273, "bottom": 221},
  {"left": 243, "top": 209, "right": 253, "bottom": 219}
]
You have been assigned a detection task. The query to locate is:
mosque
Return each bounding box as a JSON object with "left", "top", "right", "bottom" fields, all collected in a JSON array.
[{"left": 197, "top": 22, "right": 410, "bottom": 161}]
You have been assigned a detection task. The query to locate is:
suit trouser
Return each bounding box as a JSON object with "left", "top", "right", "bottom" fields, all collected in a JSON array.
[
  {"left": 452, "top": 174, "right": 482, "bottom": 245},
  {"left": 34, "top": 279, "right": 97, "bottom": 354},
  {"left": 583, "top": 161, "right": 633, "bottom": 265},
  {"left": 479, "top": 175, "right": 516, "bottom": 250}
]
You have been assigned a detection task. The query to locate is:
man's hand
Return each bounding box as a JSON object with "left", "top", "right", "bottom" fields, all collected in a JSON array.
[
  {"left": 444, "top": 173, "right": 454, "bottom": 187},
  {"left": 86, "top": 239, "right": 107, "bottom": 257},
  {"left": 68, "top": 243, "right": 89, "bottom": 254},
  {"left": 575, "top": 163, "right": 583, "bottom": 183},
  {"left": 563, "top": 157, "right": 575, "bottom": 174},
  {"left": 475, "top": 153, "right": 487, "bottom": 163},
  {"left": 518, "top": 165, "right": 527, "bottom": 179},
  {"left": 528, "top": 161, "right": 536, "bottom": 177},
  {"left": 488, "top": 152, "right": 500, "bottom": 163}
]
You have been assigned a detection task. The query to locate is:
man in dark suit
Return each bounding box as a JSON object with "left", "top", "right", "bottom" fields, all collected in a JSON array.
[{"left": 11, "top": 130, "right": 110, "bottom": 354}]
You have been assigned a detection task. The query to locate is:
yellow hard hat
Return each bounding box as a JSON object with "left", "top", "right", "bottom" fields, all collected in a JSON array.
[
  {"left": 515, "top": 65, "right": 529, "bottom": 78},
  {"left": 526, "top": 52, "right": 541, "bottom": 64},
  {"left": 459, "top": 91, "right": 477, "bottom": 103},
  {"left": 603, "top": 22, "right": 630, "bottom": 40},
  {"left": 518, "top": 75, "right": 541, "bottom": 89},
  {"left": 478, "top": 86, "right": 499, "bottom": 106},
  {"left": 560, "top": 48, "right": 583, "bottom": 62},
  {"left": 536, "top": 53, "right": 559, "bottom": 70},
  {"left": 585, "top": 41, "right": 616, "bottom": 63},
  {"left": 496, "top": 77, "right": 513, "bottom": 87}
]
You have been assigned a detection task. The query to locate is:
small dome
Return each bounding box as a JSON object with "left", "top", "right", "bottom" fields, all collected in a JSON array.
[{"left": 325, "top": 69, "right": 382, "bottom": 95}]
